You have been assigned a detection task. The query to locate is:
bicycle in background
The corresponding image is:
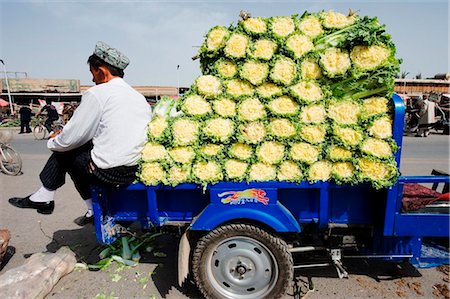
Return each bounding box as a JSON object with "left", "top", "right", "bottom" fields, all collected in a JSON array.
[
  {"left": 33, "top": 116, "right": 64, "bottom": 140},
  {"left": 0, "top": 129, "right": 22, "bottom": 175}
]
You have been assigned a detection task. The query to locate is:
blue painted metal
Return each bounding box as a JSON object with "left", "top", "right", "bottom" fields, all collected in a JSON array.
[
  {"left": 392, "top": 93, "right": 405, "bottom": 167},
  {"left": 383, "top": 184, "right": 399, "bottom": 236},
  {"left": 319, "top": 183, "right": 329, "bottom": 228},
  {"left": 146, "top": 188, "right": 159, "bottom": 226},
  {"left": 330, "top": 187, "right": 387, "bottom": 225},
  {"left": 382, "top": 175, "right": 450, "bottom": 237},
  {"left": 190, "top": 203, "right": 301, "bottom": 232},
  {"left": 395, "top": 214, "right": 449, "bottom": 237},
  {"left": 91, "top": 186, "right": 105, "bottom": 243},
  {"left": 381, "top": 94, "right": 403, "bottom": 232},
  {"left": 397, "top": 176, "right": 450, "bottom": 184},
  {"left": 383, "top": 94, "right": 404, "bottom": 236},
  {"left": 190, "top": 185, "right": 300, "bottom": 232},
  {"left": 383, "top": 95, "right": 449, "bottom": 237},
  {"left": 92, "top": 174, "right": 449, "bottom": 244},
  {"left": 370, "top": 234, "right": 422, "bottom": 259},
  {"left": 91, "top": 186, "right": 123, "bottom": 244}
]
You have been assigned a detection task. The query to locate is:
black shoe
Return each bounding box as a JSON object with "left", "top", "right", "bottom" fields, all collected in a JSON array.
[
  {"left": 8, "top": 195, "right": 54, "bottom": 214},
  {"left": 74, "top": 213, "right": 94, "bottom": 226},
  {"left": 26, "top": 130, "right": 32, "bottom": 133},
  {"left": 18, "top": 132, "right": 25, "bottom": 134}
]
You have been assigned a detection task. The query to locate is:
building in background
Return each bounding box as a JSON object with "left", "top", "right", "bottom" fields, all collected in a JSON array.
[
  {"left": 1, "top": 76, "right": 449, "bottom": 109},
  {"left": 394, "top": 78, "right": 450, "bottom": 96},
  {"left": 80, "top": 85, "right": 189, "bottom": 104},
  {"left": 0, "top": 78, "right": 189, "bottom": 110},
  {"left": 0, "top": 78, "right": 81, "bottom": 106}
]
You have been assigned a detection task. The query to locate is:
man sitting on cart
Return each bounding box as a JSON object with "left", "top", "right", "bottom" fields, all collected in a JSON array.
[{"left": 8, "top": 41, "right": 152, "bottom": 226}]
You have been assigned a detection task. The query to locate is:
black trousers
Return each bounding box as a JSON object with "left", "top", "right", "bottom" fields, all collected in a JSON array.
[
  {"left": 44, "top": 117, "right": 58, "bottom": 133},
  {"left": 39, "top": 142, "right": 138, "bottom": 200},
  {"left": 20, "top": 120, "right": 31, "bottom": 133}
]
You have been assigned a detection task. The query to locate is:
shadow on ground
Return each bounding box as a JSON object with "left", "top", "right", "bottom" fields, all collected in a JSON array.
[
  {"left": 138, "top": 233, "right": 203, "bottom": 298},
  {"left": 288, "top": 259, "right": 422, "bottom": 298},
  {"left": 42, "top": 226, "right": 202, "bottom": 298},
  {"left": 39, "top": 226, "right": 427, "bottom": 299},
  {"left": 43, "top": 225, "right": 100, "bottom": 264},
  {"left": 295, "top": 259, "right": 421, "bottom": 280}
]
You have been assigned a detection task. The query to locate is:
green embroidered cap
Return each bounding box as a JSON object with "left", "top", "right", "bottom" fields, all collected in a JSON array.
[{"left": 94, "top": 41, "right": 130, "bottom": 70}]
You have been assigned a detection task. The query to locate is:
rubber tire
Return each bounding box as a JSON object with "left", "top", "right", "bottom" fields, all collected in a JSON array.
[
  {"left": 0, "top": 144, "right": 22, "bottom": 175},
  {"left": 33, "top": 125, "right": 46, "bottom": 140},
  {"left": 192, "top": 223, "right": 293, "bottom": 299}
]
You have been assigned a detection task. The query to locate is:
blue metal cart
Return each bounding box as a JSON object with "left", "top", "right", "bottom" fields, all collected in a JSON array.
[{"left": 91, "top": 94, "right": 449, "bottom": 299}]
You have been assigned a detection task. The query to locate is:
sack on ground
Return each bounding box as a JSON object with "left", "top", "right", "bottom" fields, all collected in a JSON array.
[{"left": 0, "top": 246, "right": 76, "bottom": 299}]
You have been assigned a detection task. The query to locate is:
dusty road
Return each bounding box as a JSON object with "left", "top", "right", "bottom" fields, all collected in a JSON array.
[{"left": 0, "top": 130, "right": 449, "bottom": 299}]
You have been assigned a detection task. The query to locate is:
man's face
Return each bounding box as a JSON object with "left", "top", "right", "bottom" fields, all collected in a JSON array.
[{"left": 90, "top": 65, "right": 104, "bottom": 85}]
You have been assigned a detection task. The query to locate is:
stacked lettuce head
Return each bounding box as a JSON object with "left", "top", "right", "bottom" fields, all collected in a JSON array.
[{"left": 140, "top": 10, "right": 401, "bottom": 189}]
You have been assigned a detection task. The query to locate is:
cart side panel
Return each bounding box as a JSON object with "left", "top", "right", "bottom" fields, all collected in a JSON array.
[
  {"left": 277, "top": 186, "right": 387, "bottom": 228},
  {"left": 92, "top": 184, "right": 210, "bottom": 244},
  {"left": 277, "top": 189, "right": 320, "bottom": 224},
  {"left": 384, "top": 176, "right": 450, "bottom": 237},
  {"left": 104, "top": 187, "right": 209, "bottom": 224},
  {"left": 155, "top": 189, "right": 209, "bottom": 222},
  {"left": 107, "top": 188, "right": 149, "bottom": 218},
  {"left": 329, "top": 187, "right": 387, "bottom": 225},
  {"left": 394, "top": 214, "right": 449, "bottom": 236}
]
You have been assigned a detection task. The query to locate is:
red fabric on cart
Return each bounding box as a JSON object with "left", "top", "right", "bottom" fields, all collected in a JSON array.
[
  {"left": 402, "top": 183, "right": 443, "bottom": 211},
  {"left": 435, "top": 193, "right": 450, "bottom": 201}
]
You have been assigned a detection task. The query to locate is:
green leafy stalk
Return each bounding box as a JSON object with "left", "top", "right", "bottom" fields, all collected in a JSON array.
[
  {"left": 330, "top": 68, "right": 397, "bottom": 100},
  {"left": 121, "top": 237, "right": 132, "bottom": 260},
  {"left": 314, "top": 16, "right": 385, "bottom": 50}
]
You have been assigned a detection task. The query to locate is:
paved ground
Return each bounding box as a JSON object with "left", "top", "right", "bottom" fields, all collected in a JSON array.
[{"left": 0, "top": 129, "right": 449, "bottom": 299}]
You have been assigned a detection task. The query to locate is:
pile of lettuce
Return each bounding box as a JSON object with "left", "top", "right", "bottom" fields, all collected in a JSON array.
[{"left": 139, "top": 10, "right": 401, "bottom": 189}]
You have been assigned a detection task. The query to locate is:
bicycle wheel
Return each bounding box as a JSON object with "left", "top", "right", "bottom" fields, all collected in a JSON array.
[
  {"left": 0, "top": 144, "right": 22, "bottom": 175},
  {"left": 33, "top": 125, "right": 46, "bottom": 140}
]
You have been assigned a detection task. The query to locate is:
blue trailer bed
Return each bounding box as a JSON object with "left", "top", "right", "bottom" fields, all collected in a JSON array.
[{"left": 90, "top": 94, "right": 449, "bottom": 298}]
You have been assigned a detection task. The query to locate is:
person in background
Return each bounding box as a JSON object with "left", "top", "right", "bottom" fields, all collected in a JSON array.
[
  {"left": 37, "top": 100, "right": 59, "bottom": 133},
  {"left": 18, "top": 105, "right": 32, "bottom": 134},
  {"left": 416, "top": 94, "right": 431, "bottom": 137},
  {"left": 62, "top": 102, "right": 76, "bottom": 124},
  {"left": 8, "top": 41, "right": 152, "bottom": 226}
]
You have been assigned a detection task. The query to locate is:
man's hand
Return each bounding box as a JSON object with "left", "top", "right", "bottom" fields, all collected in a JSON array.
[{"left": 48, "top": 130, "right": 61, "bottom": 139}]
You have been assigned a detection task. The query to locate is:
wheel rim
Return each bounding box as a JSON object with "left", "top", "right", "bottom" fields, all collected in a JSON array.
[
  {"left": 1, "top": 146, "right": 21, "bottom": 175},
  {"left": 33, "top": 126, "right": 46, "bottom": 140},
  {"left": 206, "top": 236, "right": 279, "bottom": 299}
]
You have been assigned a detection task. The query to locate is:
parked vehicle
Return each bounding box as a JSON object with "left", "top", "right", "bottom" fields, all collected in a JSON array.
[
  {"left": 404, "top": 96, "right": 450, "bottom": 136},
  {"left": 91, "top": 95, "right": 449, "bottom": 298}
]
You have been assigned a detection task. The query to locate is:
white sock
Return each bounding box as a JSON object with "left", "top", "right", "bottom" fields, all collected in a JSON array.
[
  {"left": 84, "top": 199, "right": 93, "bottom": 217},
  {"left": 30, "top": 186, "right": 55, "bottom": 203}
]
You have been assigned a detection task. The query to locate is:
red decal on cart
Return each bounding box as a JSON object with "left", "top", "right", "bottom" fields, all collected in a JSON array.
[{"left": 219, "top": 188, "right": 269, "bottom": 205}]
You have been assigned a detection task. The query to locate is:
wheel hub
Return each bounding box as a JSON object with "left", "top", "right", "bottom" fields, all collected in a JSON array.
[
  {"left": 236, "top": 264, "right": 247, "bottom": 275},
  {"left": 207, "top": 237, "right": 278, "bottom": 299}
]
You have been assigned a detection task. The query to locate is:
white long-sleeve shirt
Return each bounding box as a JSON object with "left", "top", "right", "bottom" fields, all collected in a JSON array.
[{"left": 47, "top": 78, "right": 151, "bottom": 169}]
